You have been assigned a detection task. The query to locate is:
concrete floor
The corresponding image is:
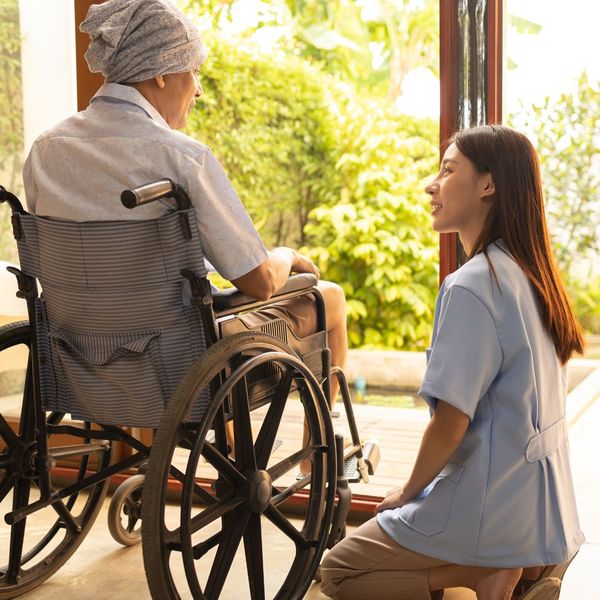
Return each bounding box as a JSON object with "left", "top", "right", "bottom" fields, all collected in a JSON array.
[
  {"left": 15, "top": 384, "right": 599, "bottom": 600},
  {"left": 7, "top": 385, "right": 599, "bottom": 599},
  {"left": 15, "top": 497, "right": 476, "bottom": 600}
]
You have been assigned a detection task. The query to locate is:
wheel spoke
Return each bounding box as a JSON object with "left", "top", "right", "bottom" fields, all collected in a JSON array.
[
  {"left": 0, "top": 415, "right": 19, "bottom": 448},
  {"left": 264, "top": 504, "right": 312, "bottom": 548},
  {"left": 168, "top": 463, "right": 217, "bottom": 505},
  {"left": 255, "top": 370, "right": 293, "bottom": 469},
  {"left": 191, "top": 530, "right": 222, "bottom": 559},
  {"left": 5, "top": 478, "right": 31, "bottom": 583},
  {"left": 205, "top": 510, "right": 250, "bottom": 599},
  {"left": 232, "top": 377, "right": 256, "bottom": 473},
  {"left": 126, "top": 513, "right": 138, "bottom": 533},
  {"left": 201, "top": 441, "right": 246, "bottom": 485},
  {"left": 0, "top": 470, "right": 17, "bottom": 504},
  {"left": 165, "top": 494, "right": 245, "bottom": 546},
  {"left": 268, "top": 444, "right": 320, "bottom": 481},
  {"left": 243, "top": 513, "right": 265, "bottom": 600}
]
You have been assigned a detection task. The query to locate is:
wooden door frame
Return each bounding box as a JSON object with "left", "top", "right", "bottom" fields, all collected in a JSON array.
[
  {"left": 75, "top": 0, "right": 105, "bottom": 110},
  {"left": 438, "top": 0, "right": 504, "bottom": 283}
]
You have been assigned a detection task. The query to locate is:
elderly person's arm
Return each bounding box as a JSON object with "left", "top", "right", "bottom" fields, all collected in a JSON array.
[{"left": 232, "top": 247, "right": 320, "bottom": 301}]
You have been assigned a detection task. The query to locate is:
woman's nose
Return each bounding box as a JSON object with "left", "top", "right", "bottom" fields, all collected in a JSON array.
[{"left": 425, "top": 180, "right": 437, "bottom": 195}]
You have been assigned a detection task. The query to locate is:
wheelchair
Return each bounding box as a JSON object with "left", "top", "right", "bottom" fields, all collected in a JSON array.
[{"left": 0, "top": 181, "right": 380, "bottom": 599}]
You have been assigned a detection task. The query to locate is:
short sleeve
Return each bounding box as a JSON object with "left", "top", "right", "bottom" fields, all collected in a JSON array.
[
  {"left": 185, "top": 149, "right": 268, "bottom": 281},
  {"left": 419, "top": 285, "right": 502, "bottom": 420}
]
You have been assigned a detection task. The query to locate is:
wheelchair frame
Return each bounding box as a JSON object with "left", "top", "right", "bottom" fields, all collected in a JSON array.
[{"left": 0, "top": 182, "right": 376, "bottom": 599}]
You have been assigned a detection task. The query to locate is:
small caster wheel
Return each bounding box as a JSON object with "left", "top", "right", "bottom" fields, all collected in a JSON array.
[{"left": 108, "top": 474, "right": 145, "bottom": 546}]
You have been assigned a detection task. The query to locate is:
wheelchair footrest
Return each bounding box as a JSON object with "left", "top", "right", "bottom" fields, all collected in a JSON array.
[
  {"left": 343, "top": 455, "right": 361, "bottom": 483},
  {"left": 344, "top": 439, "right": 381, "bottom": 482},
  {"left": 362, "top": 440, "right": 381, "bottom": 475}
]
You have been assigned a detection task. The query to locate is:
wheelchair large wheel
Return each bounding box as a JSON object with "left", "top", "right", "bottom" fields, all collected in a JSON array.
[
  {"left": 0, "top": 321, "right": 113, "bottom": 598},
  {"left": 142, "top": 332, "right": 337, "bottom": 600}
]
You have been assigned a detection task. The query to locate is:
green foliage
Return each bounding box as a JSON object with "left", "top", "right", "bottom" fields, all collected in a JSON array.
[
  {"left": 187, "top": 33, "right": 439, "bottom": 349},
  {"left": 302, "top": 98, "right": 439, "bottom": 350},
  {"left": 187, "top": 35, "right": 342, "bottom": 247},
  {"left": 511, "top": 74, "right": 600, "bottom": 332},
  {"left": 185, "top": 0, "right": 439, "bottom": 100},
  {"left": 568, "top": 274, "right": 600, "bottom": 335},
  {"left": 0, "top": 0, "right": 23, "bottom": 263}
]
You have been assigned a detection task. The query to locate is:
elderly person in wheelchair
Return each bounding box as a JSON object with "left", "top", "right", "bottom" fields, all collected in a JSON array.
[
  {"left": 0, "top": 1, "right": 379, "bottom": 598},
  {"left": 26, "top": 0, "right": 349, "bottom": 477},
  {"left": 25, "top": 0, "right": 348, "bottom": 408}
]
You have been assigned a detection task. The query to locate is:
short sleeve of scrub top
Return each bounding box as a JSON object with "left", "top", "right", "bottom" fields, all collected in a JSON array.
[{"left": 419, "top": 285, "right": 502, "bottom": 420}]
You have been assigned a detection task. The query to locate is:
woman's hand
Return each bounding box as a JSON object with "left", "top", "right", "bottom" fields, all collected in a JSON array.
[{"left": 374, "top": 486, "right": 412, "bottom": 514}]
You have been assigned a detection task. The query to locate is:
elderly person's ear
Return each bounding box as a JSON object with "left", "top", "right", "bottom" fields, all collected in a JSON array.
[{"left": 154, "top": 75, "right": 166, "bottom": 89}]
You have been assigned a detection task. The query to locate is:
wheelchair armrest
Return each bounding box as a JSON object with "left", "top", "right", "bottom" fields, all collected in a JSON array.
[{"left": 212, "top": 273, "right": 318, "bottom": 313}]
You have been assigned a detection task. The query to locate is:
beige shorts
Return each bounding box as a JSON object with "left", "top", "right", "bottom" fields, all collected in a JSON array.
[{"left": 237, "top": 292, "right": 319, "bottom": 339}]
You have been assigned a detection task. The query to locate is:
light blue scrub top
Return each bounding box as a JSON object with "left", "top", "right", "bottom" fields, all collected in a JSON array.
[{"left": 377, "top": 242, "right": 584, "bottom": 567}]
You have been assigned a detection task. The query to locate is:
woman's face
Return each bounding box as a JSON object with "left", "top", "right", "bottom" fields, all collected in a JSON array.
[{"left": 425, "top": 143, "right": 495, "bottom": 254}]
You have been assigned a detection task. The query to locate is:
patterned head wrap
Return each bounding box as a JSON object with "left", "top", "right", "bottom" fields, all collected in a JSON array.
[{"left": 80, "top": 0, "right": 207, "bottom": 83}]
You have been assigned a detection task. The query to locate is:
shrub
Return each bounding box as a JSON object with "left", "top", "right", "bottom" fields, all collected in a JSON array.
[
  {"left": 189, "top": 35, "right": 440, "bottom": 349},
  {"left": 303, "top": 98, "right": 439, "bottom": 350},
  {"left": 511, "top": 73, "right": 600, "bottom": 333},
  {"left": 186, "top": 35, "right": 341, "bottom": 248}
]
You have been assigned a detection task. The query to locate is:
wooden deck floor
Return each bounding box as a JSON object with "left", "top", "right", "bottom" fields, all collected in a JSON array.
[{"left": 172, "top": 399, "right": 429, "bottom": 500}]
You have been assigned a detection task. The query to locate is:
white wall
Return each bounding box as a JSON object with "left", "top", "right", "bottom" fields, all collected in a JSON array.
[{"left": 19, "top": 0, "right": 77, "bottom": 156}]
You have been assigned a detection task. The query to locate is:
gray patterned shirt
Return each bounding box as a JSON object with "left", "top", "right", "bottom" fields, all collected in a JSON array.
[{"left": 23, "top": 83, "right": 268, "bottom": 281}]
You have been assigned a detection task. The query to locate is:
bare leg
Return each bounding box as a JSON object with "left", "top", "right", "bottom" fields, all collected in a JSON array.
[
  {"left": 428, "top": 565, "right": 522, "bottom": 600},
  {"left": 318, "top": 280, "right": 348, "bottom": 403},
  {"left": 301, "top": 280, "right": 348, "bottom": 474}
]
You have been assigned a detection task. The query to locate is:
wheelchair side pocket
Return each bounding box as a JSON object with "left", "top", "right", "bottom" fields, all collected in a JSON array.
[
  {"left": 50, "top": 328, "right": 167, "bottom": 426},
  {"left": 397, "top": 462, "right": 464, "bottom": 536}
]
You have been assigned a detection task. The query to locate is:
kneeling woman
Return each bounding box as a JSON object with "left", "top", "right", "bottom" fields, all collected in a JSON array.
[{"left": 320, "top": 125, "right": 584, "bottom": 600}]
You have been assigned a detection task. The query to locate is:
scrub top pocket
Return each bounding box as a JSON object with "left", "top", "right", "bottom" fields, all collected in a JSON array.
[{"left": 398, "top": 462, "right": 464, "bottom": 536}]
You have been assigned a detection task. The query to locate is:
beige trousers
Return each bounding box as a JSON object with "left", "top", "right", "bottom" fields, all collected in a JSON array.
[{"left": 320, "top": 518, "right": 449, "bottom": 600}]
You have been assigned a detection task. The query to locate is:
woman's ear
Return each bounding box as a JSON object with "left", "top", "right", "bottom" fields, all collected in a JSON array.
[
  {"left": 480, "top": 173, "right": 495, "bottom": 199},
  {"left": 154, "top": 75, "right": 166, "bottom": 89}
]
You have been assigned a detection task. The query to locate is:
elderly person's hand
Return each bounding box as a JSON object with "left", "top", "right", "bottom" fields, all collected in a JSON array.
[{"left": 291, "top": 250, "right": 320, "bottom": 278}]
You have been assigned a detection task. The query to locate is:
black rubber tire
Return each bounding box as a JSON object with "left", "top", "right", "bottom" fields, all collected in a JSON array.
[
  {"left": 142, "top": 331, "right": 337, "bottom": 600},
  {"left": 0, "top": 321, "right": 113, "bottom": 598},
  {"left": 107, "top": 474, "right": 145, "bottom": 546}
]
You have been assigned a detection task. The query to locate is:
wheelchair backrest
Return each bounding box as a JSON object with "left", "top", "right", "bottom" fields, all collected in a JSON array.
[{"left": 14, "top": 209, "right": 210, "bottom": 427}]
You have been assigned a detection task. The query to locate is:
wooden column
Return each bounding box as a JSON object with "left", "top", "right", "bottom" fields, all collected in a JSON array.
[
  {"left": 486, "top": 0, "right": 503, "bottom": 124},
  {"left": 439, "top": 0, "right": 460, "bottom": 286},
  {"left": 75, "top": 0, "right": 105, "bottom": 111},
  {"left": 438, "top": 0, "right": 504, "bottom": 284}
]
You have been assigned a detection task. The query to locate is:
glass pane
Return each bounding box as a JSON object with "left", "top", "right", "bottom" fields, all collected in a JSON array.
[
  {"left": 505, "top": 0, "right": 600, "bottom": 335},
  {"left": 0, "top": 0, "right": 76, "bottom": 324},
  {"left": 0, "top": 0, "right": 24, "bottom": 265},
  {"left": 182, "top": 0, "right": 441, "bottom": 499}
]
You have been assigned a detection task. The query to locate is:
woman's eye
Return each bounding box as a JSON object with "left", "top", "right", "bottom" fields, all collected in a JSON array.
[{"left": 442, "top": 167, "right": 450, "bottom": 174}]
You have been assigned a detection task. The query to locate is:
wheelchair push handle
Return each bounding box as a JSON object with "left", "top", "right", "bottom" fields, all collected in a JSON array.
[
  {"left": 0, "top": 185, "right": 26, "bottom": 214},
  {"left": 121, "top": 179, "right": 192, "bottom": 210}
]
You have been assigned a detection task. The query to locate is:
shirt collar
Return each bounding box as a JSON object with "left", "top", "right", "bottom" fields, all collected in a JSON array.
[{"left": 91, "top": 83, "right": 170, "bottom": 129}]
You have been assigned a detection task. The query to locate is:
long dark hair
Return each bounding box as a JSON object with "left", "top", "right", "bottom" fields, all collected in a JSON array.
[{"left": 452, "top": 124, "right": 584, "bottom": 364}]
